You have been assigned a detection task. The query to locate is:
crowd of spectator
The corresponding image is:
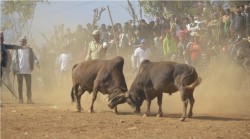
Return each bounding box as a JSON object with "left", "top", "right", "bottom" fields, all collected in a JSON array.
[
  {"left": 55, "top": 3, "right": 250, "bottom": 71},
  {"left": 2, "top": 2, "right": 250, "bottom": 100}
]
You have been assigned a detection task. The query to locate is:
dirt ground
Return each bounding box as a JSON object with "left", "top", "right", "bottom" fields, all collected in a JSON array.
[{"left": 1, "top": 60, "right": 250, "bottom": 139}]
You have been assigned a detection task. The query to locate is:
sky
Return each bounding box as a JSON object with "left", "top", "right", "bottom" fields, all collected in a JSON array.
[{"left": 29, "top": 0, "right": 144, "bottom": 46}]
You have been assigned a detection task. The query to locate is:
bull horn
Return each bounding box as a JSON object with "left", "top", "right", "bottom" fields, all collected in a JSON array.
[{"left": 124, "top": 92, "right": 129, "bottom": 98}]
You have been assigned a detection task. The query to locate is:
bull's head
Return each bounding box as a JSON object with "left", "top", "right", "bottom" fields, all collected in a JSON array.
[
  {"left": 126, "top": 91, "right": 144, "bottom": 113},
  {"left": 108, "top": 93, "right": 127, "bottom": 109},
  {"left": 108, "top": 90, "right": 144, "bottom": 113},
  {"left": 108, "top": 89, "right": 127, "bottom": 109}
]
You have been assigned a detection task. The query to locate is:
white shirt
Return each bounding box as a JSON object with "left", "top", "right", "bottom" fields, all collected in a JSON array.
[
  {"left": 18, "top": 48, "right": 31, "bottom": 74},
  {"left": 119, "top": 33, "right": 128, "bottom": 48},
  {"left": 59, "top": 53, "right": 72, "bottom": 71},
  {"left": 186, "top": 22, "right": 199, "bottom": 32},
  {"left": 133, "top": 47, "right": 151, "bottom": 68}
]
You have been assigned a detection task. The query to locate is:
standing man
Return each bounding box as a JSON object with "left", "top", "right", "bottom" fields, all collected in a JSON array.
[
  {"left": 12, "top": 36, "right": 40, "bottom": 104},
  {"left": 59, "top": 47, "right": 72, "bottom": 84},
  {"left": 86, "top": 30, "right": 106, "bottom": 61},
  {"left": 1, "top": 31, "right": 21, "bottom": 77},
  {"left": 132, "top": 39, "right": 151, "bottom": 70},
  {"left": 1, "top": 31, "right": 21, "bottom": 106}
]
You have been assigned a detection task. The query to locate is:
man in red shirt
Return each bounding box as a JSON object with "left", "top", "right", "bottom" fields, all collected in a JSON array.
[{"left": 187, "top": 34, "right": 201, "bottom": 66}]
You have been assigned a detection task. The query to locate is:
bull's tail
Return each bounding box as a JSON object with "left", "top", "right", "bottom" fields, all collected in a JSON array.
[
  {"left": 185, "top": 77, "right": 202, "bottom": 89},
  {"left": 182, "top": 67, "right": 202, "bottom": 89},
  {"left": 71, "top": 64, "right": 78, "bottom": 103},
  {"left": 71, "top": 87, "right": 75, "bottom": 103}
]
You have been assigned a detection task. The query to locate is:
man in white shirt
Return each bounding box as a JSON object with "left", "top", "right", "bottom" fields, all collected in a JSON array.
[
  {"left": 59, "top": 48, "right": 72, "bottom": 84},
  {"left": 186, "top": 15, "right": 200, "bottom": 38},
  {"left": 132, "top": 39, "right": 151, "bottom": 69},
  {"left": 12, "top": 36, "right": 39, "bottom": 104}
]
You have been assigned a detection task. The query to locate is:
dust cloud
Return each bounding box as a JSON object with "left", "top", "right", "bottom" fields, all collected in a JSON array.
[{"left": 1, "top": 55, "right": 250, "bottom": 116}]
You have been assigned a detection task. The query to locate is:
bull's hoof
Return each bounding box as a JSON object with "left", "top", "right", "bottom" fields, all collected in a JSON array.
[
  {"left": 88, "top": 109, "right": 94, "bottom": 113},
  {"left": 179, "top": 117, "right": 186, "bottom": 122},
  {"left": 77, "top": 107, "right": 83, "bottom": 112},
  {"left": 188, "top": 113, "right": 193, "bottom": 118},
  {"left": 143, "top": 113, "right": 149, "bottom": 117},
  {"left": 134, "top": 108, "right": 141, "bottom": 113},
  {"left": 156, "top": 113, "right": 163, "bottom": 117},
  {"left": 113, "top": 108, "right": 118, "bottom": 114}
]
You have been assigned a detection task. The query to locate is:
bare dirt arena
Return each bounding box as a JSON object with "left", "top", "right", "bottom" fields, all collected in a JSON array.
[{"left": 1, "top": 60, "right": 250, "bottom": 139}]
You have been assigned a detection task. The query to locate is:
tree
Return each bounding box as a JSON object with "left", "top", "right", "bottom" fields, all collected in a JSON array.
[
  {"left": 140, "top": 1, "right": 249, "bottom": 19},
  {"left": 139, "top": 1, "right": 206, "bottom": 19},
  {"left": 127, "top": 0, "right": 139, "bottom": 25},
  {"left": 92, "top": 7, "right": 106, "bottom": 28},
  {"left": 1, "top": 0, "right": 48, "bottom": 43}
]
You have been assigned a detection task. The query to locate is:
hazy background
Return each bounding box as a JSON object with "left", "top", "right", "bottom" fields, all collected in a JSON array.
[
  {"left": 15, "top": 0, "right": 144, "bottom": 47},
  {"left": 1, "top": 0, "right": 250, "bottom": 116},
  {"left": 2, "top": 55, "right": 250, "bottom": 116}
]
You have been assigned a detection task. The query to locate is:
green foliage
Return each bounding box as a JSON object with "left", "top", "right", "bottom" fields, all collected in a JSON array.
[
  {"left": 140, "top": 1, "right": 200, "bottom": 18},
  {"left": 1, "top": 0, "right": 48, "bottom": 43},
  {"left": 140, "top": 1, "right": 249, "bottom": 19}
]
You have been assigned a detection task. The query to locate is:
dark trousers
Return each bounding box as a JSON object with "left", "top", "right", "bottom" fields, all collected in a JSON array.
[{"left": 17, "top": 74, "right": 32, "bottom": 101}]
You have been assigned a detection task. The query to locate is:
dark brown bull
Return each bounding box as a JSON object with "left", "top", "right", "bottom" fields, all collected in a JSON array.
[
  {"left": 71, "top": 56, "right": 127, "bottom": 113},
  {"left": 108, "top": 60, "right": 201, "bottom": 121}
]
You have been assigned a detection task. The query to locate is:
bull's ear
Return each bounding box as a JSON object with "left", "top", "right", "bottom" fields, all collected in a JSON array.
[{"left": 124, "top": 92, "right": 129, "bottom": 98}]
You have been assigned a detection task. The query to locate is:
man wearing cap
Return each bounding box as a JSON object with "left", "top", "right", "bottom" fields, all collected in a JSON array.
[
  {"left": 12, "top": 36, "right": 40, "bottom": 104},
  {"left": 86, "top": 30, "right": 106, "bottom": 61},
  {"left": 132, "top": 39, "right": 151, "bottom": 69}
]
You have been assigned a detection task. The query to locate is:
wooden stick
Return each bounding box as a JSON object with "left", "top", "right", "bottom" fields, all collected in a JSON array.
[
  {"left": 1, "top": 80, "right": 18, "bottom": 99},
  {"left": 107, "top": 6, "right": 119, "bottom": 56}
]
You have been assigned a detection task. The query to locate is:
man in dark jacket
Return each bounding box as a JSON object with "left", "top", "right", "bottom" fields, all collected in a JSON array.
[
  {"left": 1, "top": 31, "right": 21, "bottom": 77},
  {"left": 245, "top": 7, "right": 250, "bottom": 28},
  {"left": 233, "top": 6, "right": 246, "bottom": 37}
]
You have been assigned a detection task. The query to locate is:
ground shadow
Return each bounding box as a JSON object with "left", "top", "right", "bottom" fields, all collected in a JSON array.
[
  {"left": 117, "top": 111, "right": 138, "bottom": 115},
  {"left": 115, "top": 112, "right": 250, "bottom": 121},
  {"left": 117, "top": 112, "right": 182, "bottom": 118},
  {"left": 192, "top": 115, "right": 249, "bottom": 121}
]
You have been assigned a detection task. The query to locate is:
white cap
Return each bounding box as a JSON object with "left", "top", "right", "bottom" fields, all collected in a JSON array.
[{"left": 20, "top": 36, "right": 27, "bottom": 42}]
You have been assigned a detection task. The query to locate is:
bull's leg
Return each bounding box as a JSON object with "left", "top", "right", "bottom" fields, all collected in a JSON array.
[
  {"left": 180, "top": 90, "right": 188, "bottom": 121},
  {"left": 78, "top": 88, "right": 85, "bottom": 97},
  {"left": 143, "top": 100, "right": 151, "bottom": 117},
  {"left": 113, "top": 106, "right": 118, "bottom": 114},
  {"left": 89, "top": 82, "right": 99, "bottom": 113},
  {"left": 188, "top": 91, "right": 195, "bottom": 118},
  {"left": 89, "top": 90, "right": 98, "bottom": 113},
  {"left": 77, "top": 88, "right": 85, "bottom": 111},
  {"left": 74, "top": 85, "right": 82, "bottom": 112},
  {"left": 143, "top": 91, "right": 151, "bottom": 117},
  {"left": 156, "top": 93, "right": 163, "bottom": 117},
  {"left": 71, "top": 87, "right": 75, "bottom": 103}
]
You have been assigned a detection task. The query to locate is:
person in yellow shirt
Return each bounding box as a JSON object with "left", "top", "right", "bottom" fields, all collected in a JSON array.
[{"left": 163, "top": 32, "right": 177, "bottom": 60}]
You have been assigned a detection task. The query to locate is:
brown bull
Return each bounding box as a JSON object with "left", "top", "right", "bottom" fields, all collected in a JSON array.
[
  {"left": 71, "top": 56, "right": 127, "bottom": 113},
  {"left": 109, "top": 60, "right": 201, "bottom": 121}
]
